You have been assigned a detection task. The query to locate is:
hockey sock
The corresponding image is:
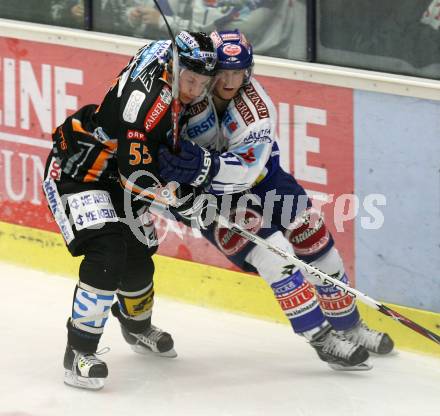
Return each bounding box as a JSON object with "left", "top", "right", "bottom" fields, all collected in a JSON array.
[
  {"left": 303, "top": 248, "right": 360, "bottom": 331},
  {"left": 113, "top": 283, "right": 154, "bottom": 333},
  {"left": 69, "top": 282, "right": 115, "bottom": 352},
  {"left": 245, "top": 231, "right": 327, "bottom": 333},
  {"left": 315, "top": 275, "right": 360, "bottom": 331},
  {"left": 271, "top": 269, "right": 327, "bottom": 333}
]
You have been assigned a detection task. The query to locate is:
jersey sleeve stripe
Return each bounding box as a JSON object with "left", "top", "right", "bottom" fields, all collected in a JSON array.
[{"left": 83, "top": 149, "right": 112, "bottom": 182}]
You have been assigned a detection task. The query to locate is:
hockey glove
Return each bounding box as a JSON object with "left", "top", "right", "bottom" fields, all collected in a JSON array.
[
  {"left": 158, "top": 140, "right": 219, "bottom": 188},
  {"left": 172, "top": 184, "right": 218, "bottom": 229}
]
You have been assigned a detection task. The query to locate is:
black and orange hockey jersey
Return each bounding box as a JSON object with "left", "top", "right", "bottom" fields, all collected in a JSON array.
[{"left": 52, "top": 40, "right": 178, "bottom": 202}]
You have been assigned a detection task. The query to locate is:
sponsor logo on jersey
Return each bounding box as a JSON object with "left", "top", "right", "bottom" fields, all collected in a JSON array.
[
  {"left": 223, "top": 110, "right": 238, "bottom": 133},
  {"left": 214, "top": 208, "right": 262, "bottom": 256},
  {"left": 244, "top": 84, "right": 269, "bottom": 120},
  {"left": 228, "top": 121, "right": 238, "bottom": 132},
  {"left": 57, "top": 126, "right": 68, "bottom": 151},
  {"left": 234, "top": 94, "right": 255, "bottom": 125},
  {"left": 160, "top": 85, "right": 172, "bottom": 105},
  {"left": 187, "top": 111, "right": 216, "bottom": 138},
  {"left": 243, "top": 128, "right": 272, "bottom": 144},
  {"left": 123, "top": 90, "right": 146, "bottom": 123},
  {"left": 222, "top": 44, "right": 242, "bottom": 56},
  {"left": 238, "top": 147, "right": 256, "bottom": 163},
  {"left": 48, "top": 157, "right": 61, "bottom": 181},
  {"left": 126, "top": 130, "right": 146, "bottom": 141},
  {"left": 187, "top": 97, "right": 209, "bottom": 117},
  {"left": 44, "top": 180, "right": 59, "bottom": 215},
  {"left": 43, "top": 178, "right": 74, "bottom": 244},
  {"left": 144, "top": 86, "right": 171, "bottom": 132},
  {"left": 68, "top": 190, "right": 118, "bottom": 232}
]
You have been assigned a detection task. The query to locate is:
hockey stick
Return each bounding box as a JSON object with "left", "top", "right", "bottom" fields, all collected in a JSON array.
[
  {"left": 213, "top": 213, "right": 440, "bottom": 347},
  {"left": 153, "top": 0, "right": 181, "bottom": 153},
  {"left": 136, "top": 177, "right": 440, "bottom": 347}
]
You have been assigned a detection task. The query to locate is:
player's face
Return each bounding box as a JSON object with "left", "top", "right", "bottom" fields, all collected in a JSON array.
[
  {"left": 214, "top": 69, "right": 246, "bottom": 100},
  {"left": 179, "top": 70, "right": 212, "bottom": 104}
]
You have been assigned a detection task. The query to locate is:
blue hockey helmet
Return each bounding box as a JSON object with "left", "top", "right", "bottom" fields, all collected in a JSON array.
[
  {"left": 175, "top": 31, "right": 217, "bottom": 77},
  {"left": 210, "top": 29, "right": 254, "bottom": 83}
]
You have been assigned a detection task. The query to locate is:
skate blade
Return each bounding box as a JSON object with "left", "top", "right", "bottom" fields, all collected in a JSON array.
[
  {"left": 130, "top": 344, "right": 178, "bottom": 358},
  {"left": 64, "top": 370, "right": 105, "bottom": 390},
  {"left": 328, "top": 358, "right": 373, "bottom": 371}
]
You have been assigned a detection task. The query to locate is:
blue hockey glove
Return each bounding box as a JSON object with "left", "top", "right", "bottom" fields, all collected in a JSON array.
[{"left": 158, "top": 140, "right": 219, "bottom": 188}]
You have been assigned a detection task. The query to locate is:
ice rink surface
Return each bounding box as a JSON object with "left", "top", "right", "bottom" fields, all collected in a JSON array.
[{"left": 0, "top": 262, "right": 439, "bottom": 416}]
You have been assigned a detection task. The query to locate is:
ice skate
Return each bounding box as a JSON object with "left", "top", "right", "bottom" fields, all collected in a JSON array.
[
  {"left": 342, "top": 320, "right": 394, "bottom": 354},
  {"left": 308, "top": 325, "right": 372, "bottom": 371},
  {"left": 63, "top": 344, "right": 109, "bottom": 390},
  {"left": 120, "top": 324, "right": 177, "bottom": 357},
  {"left": 111, "top": 303, "right": 177, "bottom": 358}
]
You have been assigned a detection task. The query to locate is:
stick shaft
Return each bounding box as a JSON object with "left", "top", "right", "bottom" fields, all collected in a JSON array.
[
  {"left": 216, "top": 215, "right": 440, "bottom": 346},
  {"left": 152, "top": 0, "right": 180, "bottom": 152}
]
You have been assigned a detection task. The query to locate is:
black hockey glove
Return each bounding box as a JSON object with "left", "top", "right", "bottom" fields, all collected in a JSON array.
[
  {"left": 172, "top": 184, "right": 218, "bottom": 229},
  {"left": 158, "top": 140, "right": 220, "bottom": 188}
]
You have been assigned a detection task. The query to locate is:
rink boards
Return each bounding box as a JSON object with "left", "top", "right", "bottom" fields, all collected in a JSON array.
[
  {"left": 0, "top": 20, "right": 439, "bottom": 356},
  {"left": 1, "top": 220, "right": 439, "bottom": 357}
]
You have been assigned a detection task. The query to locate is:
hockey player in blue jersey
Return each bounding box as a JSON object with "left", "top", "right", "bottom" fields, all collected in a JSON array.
[{"left": 158, "top": 29, "right": 394, "bottom": 371}]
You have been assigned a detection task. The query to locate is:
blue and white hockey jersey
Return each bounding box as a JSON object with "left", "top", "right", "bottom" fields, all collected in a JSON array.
[{"left": 182, "top": 78, "right": 280, "bottom": 194}]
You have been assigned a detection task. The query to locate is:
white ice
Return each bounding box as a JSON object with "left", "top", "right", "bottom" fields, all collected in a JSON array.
[{"left": 0, "top": 262, "right": 439, "bottom": 416}]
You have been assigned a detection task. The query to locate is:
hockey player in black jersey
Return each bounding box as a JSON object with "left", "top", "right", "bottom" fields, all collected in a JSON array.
[{"left": 42, "top": 31, "right": 217, "bottom": 390}]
